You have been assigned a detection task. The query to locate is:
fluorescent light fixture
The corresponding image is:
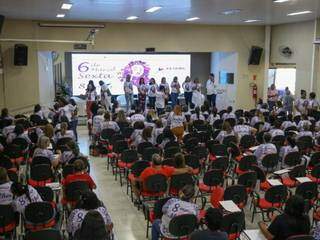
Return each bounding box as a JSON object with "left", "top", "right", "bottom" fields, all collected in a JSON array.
[
  {"left": 61, "top": 3, "right": 73, "bottom": 10},
  {"left": 186, "top": 17, "right": 200, "bottom": 21},
  {"left": 56, "top": 14, "right": 65, "bottom": 18},
  {"left": 287, "top": 10, "right": 312, "bottom": 16},
  {"left": 126, "top": 16, "right": 138, "bottom": 20},
  {"left": 244, "top": 19, "right": 261, "bottom": 23},
  {"left": 145, "top": 6, "right": 162, "bottom": 13},
  {"left": 273, "top": 0, "right": 290, "bottom": 3},
  {"left": 221, "top": 9, "right": 241, "bottom": 15}
]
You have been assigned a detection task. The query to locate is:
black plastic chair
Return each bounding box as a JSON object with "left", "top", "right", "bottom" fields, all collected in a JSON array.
[
  {"left": 168, "top": 214, "right": 198, "bottom": 238},
  {"left": 184, "top": 137, "right": 199, "bottom": 152},
  {"left": 236, "top": 155, "right": 257, "bottom": 174},
  {"left": 65, "top": 181, "right": 90, "bottom": 203},
  {"left": 31, "top": 156, "right": 51, "bottom": 167},
  {"left": 24, "top": 202, "right": 56, "bottom": 231},
  {"left": 297, "top": 136, "right": 313, "bottom": 153},
  {"left": 29, "top": 164, "right": 53, "bottom": 187},
  {"left": 30, "top": 114, "right": 42, "bottom": 126},
  {"left": 295, "top": 181, "right": 318, "bottom": 209},
  {"left": 223, "top": 135, "right": 238, "bottom": 147},
  {"left": 141, "top": 174, "right": 168, "bottom": 199},
  {"left": 223, "top": 185, "right": 247, "bottom": 209},
  {"left": 137, "top": 142, "right": 153, "bottom": 155},
  {"left": 116, "top": 149, "right": 139, "bottom": 185},
  {"left": 62, "top": 164, "right": 75, "bottom": 179},
  {"left": 164, "top": 146, "right": 181, "bottom": 159},
  {"left": 208, "top": 144, "right": 228, "bottom": 157},
  {"left": 213, "top": 119, "right": 223, "bottom": 130},
  {"left": 127, "top": 160, "right": 150, "bottom": 200},
  {"left": 185, "top": 155, "right": 200, "bottom": 173},
  {"left": 169, "top": 174, "right": 194, "bottom": 196},
  {"left": 238, "top": 171, "right": 257, "bottom": 192},
  {"left": 211, "top": 156, "right": 229, "bottom": 173},
  {"left": 261, "top": 154, "right": 279, "bottom": 173},
  {"left": 25, "top": 229, "right": 62, "bottom": 240},
  {"left": 221, "top": 211, "right": 245, "bottom": 240},
  {"left": 100, "top": 128, "right": 116, "bottom": 142},
  {"left": 240, "top": 135, "right": 256, "bottom": 150},
  {"left": 122, "top": 127, "right": 134, "bottom": 139},
  {"left": 142, "top": 147, "right": 161, "bottom": 162},
  {"left": 283, "top": 151, "right": 301, "bottom": 167},
  {"left": 34, "top": 186, "right": 54, "bottom": 203},
  {"left": 0, "top": 204, "right": 17, "bottom": 238},
  {"left": 308, "top": 152, "right": 320, "bottom": 169}
]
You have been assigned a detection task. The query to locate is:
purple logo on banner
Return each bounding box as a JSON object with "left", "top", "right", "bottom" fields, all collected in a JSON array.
[
  {"left": 122, "top": 60, "right": 150, "bottom": 86},
  {"left": 78, "top": 62, "right": 90, "bottom": 72}
]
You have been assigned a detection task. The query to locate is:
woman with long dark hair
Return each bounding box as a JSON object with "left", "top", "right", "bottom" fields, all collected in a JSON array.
[
  {"left": 138, "top": 78, "right": 147, "bottom": 112},
  {"left": 85, "top": 80, "right": 97, "bottom": 120}
]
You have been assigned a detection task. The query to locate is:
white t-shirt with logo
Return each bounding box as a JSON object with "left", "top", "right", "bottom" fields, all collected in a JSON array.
[
  {"left": 171, "top": 82, "right": 180, "bottom": 94},
  {"left": 206, "top": 79, "right": 217, "bottom": 95},
  {"left": 182, "top": 82, "right": 192, "bottom": 93},
  {"left": 168, "top": 113, "right": 186, "bottom": 129},
  {"left": 12, "top": 185, "right": 43, "bottom": 215},
  {"left": 0, "top": 182, "right": 13, "bottom": 205},
  {"left": 124, "top": 81, "right": 133, "bottom": 94},
  {"left": 155, "top": 91, "right": 166, "bottom": 109},
  {"left": 148, "top": 84, "right": 157, "bottom": 97}
]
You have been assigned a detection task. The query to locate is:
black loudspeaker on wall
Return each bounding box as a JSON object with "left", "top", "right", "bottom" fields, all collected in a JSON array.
[
  {"left": 0, "top": 15, "right": 4, "bottom": 34},
  {"left": 14, "top": 44, "right": 28, "bottom": 66},
  {"left": 249, "top": 46, "right": 263, "bottom": 65},
  {"left": 145, "top": 47, "right": 155, "bottom": 52}
]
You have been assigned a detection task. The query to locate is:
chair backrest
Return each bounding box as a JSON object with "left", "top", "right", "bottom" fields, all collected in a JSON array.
[
  {"left": 192, "top": 146, "right": 209, "bottom": 160},
  {"left": 12, "top": 137, "right": 29, "bottom": 150},
  {"left": 110, "top": 133, "right": 125, "bottom": 146},
  {"left": 0, "top": 204, "right": 16, "bottom": 233},
  {"left": 113, "top": 140, "right": 129, "bottom": 154},
  {"left": 164, "top": 141, "right": 180, "bottom": 150},
  {"left": 168, "top": 214, "right": 198, "bottom": 238},
  {"left": 65, "top": 181, "right": 90, "bottom": 202},
  {"left": 240, "top": 135, "right": 256, "bottom": 149},
  {"left": 170, "top": 173, "right": 194, "bottom": 191},
  {"left": 223, "top": 135, "right": 238, "bottom": 147},
  {"left": 265, "top": 185, "right": 288, "bottom": 204},
  {"left": 62, "top": 164, "right": 75, "bottom": 179},
  {"left": 185, "top": 155, "right": 200, "bottom": 169},
  {"left": 208, "top": 144, "right": 228, "bottom": 156},
  {"left": 238, "top": 155, "right": 257, "bottom": 171},
  {"left": 221, "top": 211, "right": 245, "bottom": 236},
  {"left": 24, "top": 201, "right": 55, "bottom": 225},
  {"left": 164, "top": 146, "right": 181, "bottom": 159},
  {"left": 211, "top": 156, "right": 229, "bottom": 172},
  {"left": 25, "top": 229, "right": 62, "bottom": 240},
  {"left": 286, "top": 235, "right": 315, "bottom": 240},
  {"left": 272, "top": 135, "right": 286, "bottom": 146},
  {"left": 34, "top": 186, "right": 54, "bottom": 202},
  {"left": 31, "top": 156, "right": 51, "bottom": 167},
  {"left": 284, "top": 152, "right": 301, "bottom": 167},
  {"left": 122, "top": 149, "right": 139, "bottom": 163},
  {"left": 144, "top": 174, "right": 167, "bottom": 193},
  {"left": 100, "top": 128, "right": 116, "bottom": 141},
  {"left": 238, "top": 171, "right": 257, "bottom": 190},
  {"left": 309, "top": 152, "right": 320, "bottom": 168},
  {"left": 297, "top": 136, "right": 313, "bottom": 151},
  {"left": 311, "top": 164, "right": 320, "bottom": 179},
  {"left": 30, "top": 164, "right": 53, "bottom": 181},
  {"left": 30, "top": 114, "right": 42, "bottom": 126},
  {"left": 142, "top": 147, "right": 161, "bottom": 162},
  {"left": 55, "top": 137, "right": 72, "bottom": 150},
  {"left": 131, "top": 161, "right": 150, "bottom": 177},
  {"left": 203, "top": 169, "right": 224, "bottom": 187},
  {"left": 288, "top": 165, "right": 306, "bottom": 179},
  {"left": 122, "top": 127, "right": 134, "bottom": 139},
  {"left": 261, "top": 154, "right": 279, "bottom": 171},
  {"left": 0, "top": 154, "right": 14, "bottom": 170},
  {"left": 250, "top": 165, "right": 267, "bottom": 182},
  {"left": 185, "top": 137, "right": 200, "bottom": 151},
  {"left": 196, "top": 131, "right": 211, "bottom": 144},
  {"left": 223, "top": 185, "right": 247, "bottom": 205},
  {"left": 137, "top": 141, "right": 153, "bottom": 155},
  {"left": 295, "top": 181, "right": 318, "bottom": 200}
]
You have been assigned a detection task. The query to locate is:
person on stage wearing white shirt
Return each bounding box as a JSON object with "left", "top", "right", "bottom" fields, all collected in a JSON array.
[
  {"left": 159, "top": 77, "right": 170, "bottom": 106},
  {"left": 123, "top": 74, "right": 134, "bottom": 112},
  {"left": 85, "top": 80, "right": 97, "bottom": 120},
  {"left": 170, "top": 76, "right": 181, "bottom": 108},
  {"left": 148, "top": 78, "right": 157, "bottom": 109},
  {"left": 307, "top": 92, "right": 319, "bottom": 113},
  {"left": 182, "top": 76, "right": 193, "bottom": 108},
  {"left": 155, "top": 85, "right": 167, "bottom": 116},
  {"left": 294, "top": 90, "right": 308, "bottom": 115},
  {"left": 138, "top": 78, "right": 147, "bottom": 112},
  {"left": 99, "top": 81, "right": 112, "bottom": 111},
  {"left": 206, "top": 73, "right": 218, "bottom": 107},
  {"left": 192, "top": 78, "right": 204, "bottom": 108}
]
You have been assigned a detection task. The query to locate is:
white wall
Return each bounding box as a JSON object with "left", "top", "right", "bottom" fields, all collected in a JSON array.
[{"left": 37, "top": 51, "right": 54, "bottom": 107}]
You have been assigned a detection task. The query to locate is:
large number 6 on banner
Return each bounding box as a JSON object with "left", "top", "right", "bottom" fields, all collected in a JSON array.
[{"left": 78, "top": 62, "right": 89, "bottom": 72}]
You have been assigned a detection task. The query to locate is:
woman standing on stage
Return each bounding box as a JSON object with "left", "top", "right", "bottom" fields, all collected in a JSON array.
[
  {"left": 148, "top": 78, "right": 157, "bottom": 109},
  {"left": 192, "top": 78, "right": 204, "bottom": 108},
  {"left": 138, "top": 78, "right": 147, "bottom": 112},
  {"left": 182, "top": 76, "right": 193, "bottom": 109},
  {"left": 170, "top": 76, "right": 181, "bottom": 108},
  {"left": 85, "top": 80, "right": 97, "bottom": 119},
  {"left": 160, "top": 77, "right": 170, "bottom": 106}
]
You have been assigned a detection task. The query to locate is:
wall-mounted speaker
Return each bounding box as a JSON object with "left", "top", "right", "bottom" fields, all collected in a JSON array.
[
  {"left": 0, "top": 15, "right": 4, "bottom": 34},
  {"left": 14, "top": 44, "right": 28, "bottom": 66},
  {"left": 249, "top": 46, "right": 263, "bottom": 65},
  {"left": 145, "top": 47, "right": 155, "bottom": 52}
]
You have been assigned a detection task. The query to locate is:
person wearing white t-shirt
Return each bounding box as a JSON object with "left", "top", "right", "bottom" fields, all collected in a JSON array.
[
  {"left": 170, "top": 77, "right": 181, "bottom": 108},
  {"left": 155, "top": 86, "right": 167, "bottom": 116},
  {"left": 123, "top": 74, "right": 134, "bottom": 112},
  {"left": 99, "top": 81, "right": 112, "bottom": 111},
  {"left": 182, "top": 76, "right": 193, "bottom": 108},
  {"left": 295, "top": 90, "right": 308, "bottom": 115},
  {"left": 0, "top": 168, "right": 13, "bottom": 205},
  {"left": 100, "top": 112, "right": 120, "bottom": 132},
  {"left": 85, "top": 80, "right": 97, "bottom": 120},
  {"left": 307, "top": 92, "right": 319, "bottom": 113},
  {"left": 206, "top": 73, "right": 218, "bottom": 107},
  {"left": 192, "top": 78, "right": 204, "bottom": 108},
  {"left": 138, "top": 78, "right": 147, "bottom": 112},
  {"left": 168, "top": 105, "right": 186, "bottom": 141},
  {"left": 148, "top": 78, "right": 157, "bottom": 109},
  {"left": 159, "top": 77, "right": 170, "bottom": 106}
]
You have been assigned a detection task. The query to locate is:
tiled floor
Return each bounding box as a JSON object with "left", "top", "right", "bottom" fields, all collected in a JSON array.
[{"left": 77, "top": 126, "right": 261, "bottom": 240}]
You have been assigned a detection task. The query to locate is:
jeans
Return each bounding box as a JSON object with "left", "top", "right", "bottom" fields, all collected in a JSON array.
[
  {"left": 171, "top": 93, "right": 179, "bottom": 108},
  {"left": 156, "top": 108, "right": 164, "bottom": 116},
  {"left": 184, "top": 92, "right": 193, "bottom": 108},
  {"left": 149, "top": 96, "right": 156, "bottom": 109},
  {"left": 151, "top": 219, "right": 161, "bottom": 240},
  {"left": 125, "top": 93, "right": 134, "bottom": 112},
  {"left": 69, "top": 119, "right": 78, "bottom": 141},
  {"left": 207, "top": 94, "right": 217, "bottom": 107},
  {"left": 268, "top": 100, "right": 276, "bottom": 111}
]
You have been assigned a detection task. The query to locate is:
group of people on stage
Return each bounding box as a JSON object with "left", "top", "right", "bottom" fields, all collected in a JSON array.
[{"left": 85, "top": 73, "right": 219, "bottom": 118}]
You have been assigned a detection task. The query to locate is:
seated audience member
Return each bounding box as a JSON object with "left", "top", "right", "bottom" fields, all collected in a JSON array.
[
  {"left": 43, "top": 123, "right": 54, "bottom": 141},
  {"left": 151, "top": 185, "right": 199, "bottom": 240},
  {"left": 141, "top": 127, "right": 153, "bottom": 144},
  {"left": 111, "top": 100, "right": 121, "bottom": 114},
  {"left": 168, "top": 105, "right": 186, "bottom": 142},
  {"left": 62, "top": 159, "right": 96, "bottom": 189},
  {"left": 6, "top": 124, "right": 32, "bottom": 144},
  {"left": 100, "top": 112, "right": 120, "bottom": 132},
  {"left": 60, "top": 140, "right": 83, "bottom": 165},
  {"left": 279, "top": 136, "right": 298, "bottom": 167},
  {"left": 269, "top": 120, "right": 284, "bottom": 138},
  {"left": 74, "top": 210, "right": 109, "bottom": 240},
  {"left": 297, "top": 114, "right": 312, "bottom": 131},
  {"left": 234, "top": 117, "right": 257, "bottom": 140},
  {"left": 190, "top": 107, "right": 205, "bottom": 122},
  {"left": 274, "top": 100, "right": 284, "bottom": 115},
  {"left": 281, "top": 114, "right": 296, "bottom": 130},
  {"left": 152, "top": 120, "right": 164, "bottom": 145},
  {"left": 115, "top": 110, "right": 129, "bottom": 129},
  {"left": 130, "top": 121, "right": 145, "bottom": 147},
  {"left": 92, "top": 108, "right": 105, "bottom": 136},
  {"left": 1, "top": 119, "right": 15, "bottom": 137},
  {"left": 207, "top": 107, "right": 220, "bottom": 125},
  {"left": 190, "top": 207, "right": 228, "bottom": 240},
  {"left": 145, "top": 110, "right": 157, "bottom": 128},
  {"left": 215, "top": 121, "right": 235, "bottom": 143},
  {"left": 250, "top": 110, "right": 263, "bottom": 127},
  {"left": 1, "top": 108, "right": 13, "bottom": 121},
  {"left": 254, "top": 133, "right": 277, "bottom": 167},
  {"left": 0, "top": 167, "right": 13, "bottom": 205},
  {"left": 296, "top": 122, "right": 313, "bottom": 139},
  {"left": 54, "top": 122, "right": 75, "bottom": 142},
  {"left": 11, "top": 182, "right": 43, "bottom": 215},
  {"left": 130, "top": 107, "right": 145, "bottom": 125},
  {"left": 34, "top": 104, "right": 45, "bottom": 119},
  {"left": 259, "top": 195, "right": 310, "bottom": 240},
  {"left": 67, "top": 191, "right": 113, "bottom": 238},
  {"left": 33, "top": 136, "right": 60, "bottom": 167},
  {"left": 222, "top": 106, "right": 236, "bottom": 120},
  {"left": 159, "top": 127, "right": 176, "bottom": 148}
]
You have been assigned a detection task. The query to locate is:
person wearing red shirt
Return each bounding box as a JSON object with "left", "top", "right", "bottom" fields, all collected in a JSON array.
[{"left": 62, "top": 159, "right": 96, "bottom": 190}]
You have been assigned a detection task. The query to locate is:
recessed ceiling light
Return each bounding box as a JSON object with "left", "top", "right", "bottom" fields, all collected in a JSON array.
[
  {"left": 61, "top": 3, "right": 73, "bottom": 10},
  {"left": 186, "top": 17, "right": 200, "bottom": 22},
  {"left": 56, "top": 14, "right": 65, "bottom": 18},
  {"left": 126, "top": 16, "right": 138, "bottom": 20},
  {"left": 145, "top": 6, "right": 162, "bottom": 13},
  {"left": 287, "top": 10, "right": 312, "bottom": 16},
  {"left": 273, "top": 0, "right": 290, "bottom": 3},
  {"left": 221, "top": 9, "right": 241, "bottom": 15},
  {"left": 244, "top": 19, "right": 261, "bottom": 23}
]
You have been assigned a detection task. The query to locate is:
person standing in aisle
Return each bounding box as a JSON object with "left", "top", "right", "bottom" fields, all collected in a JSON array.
[
  {"left": 123, "top": 74, "right": 134, "bottom": 112},
  {"left": 206, "top": 73, "right": 217, "bottom": 107},
  {"left": 99, "top": 81, "right": 112, "bottom": 111},
  {"left": 282, "top": 87, "right": 295, "bottom": 114},
  {"left": 182, "top": 76, "right": 193, "bottom": 109},
  {"left": 85, "top": 80, "right": 97, "bottom": 120},
  {"left": 170, "top": 76, "right": 181, "bottom": 108},
  {"left": 267, "top": 84, "right": 278, "bottom": 111}
]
